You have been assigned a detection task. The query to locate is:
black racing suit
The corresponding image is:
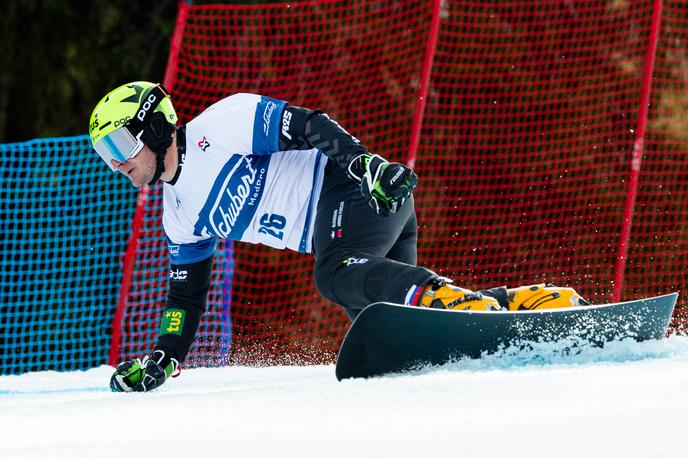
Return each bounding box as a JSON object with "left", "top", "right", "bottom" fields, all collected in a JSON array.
[
  {"left": 155, "top": 104, "right": 436, "bottom": 363},
  {"left": 312, "top": 164, "right": 434, "bottom": 320}
]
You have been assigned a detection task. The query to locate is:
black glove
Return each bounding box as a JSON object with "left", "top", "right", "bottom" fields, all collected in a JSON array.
[
  {"left": 348, "top": 154, "right": 418, "bottom": 216},
  {"left": 110, "top": 350, "right": 179, "bottom": 393}
]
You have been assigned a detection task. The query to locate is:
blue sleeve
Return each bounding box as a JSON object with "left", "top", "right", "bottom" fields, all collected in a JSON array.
[
  {"left": 251, "top": 96, "right": 287, "bottom": 155},
  {"left": 166, "top": 236, "right": 217, "bottom": 264}
]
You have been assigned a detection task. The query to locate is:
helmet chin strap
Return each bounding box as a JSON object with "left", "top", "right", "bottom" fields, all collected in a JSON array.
[
  {"left": 148, "top": 146, "right": 168, "bottom": 185},
  {"left": 141, "top": 112, "right": 176, "bottom": 185}
]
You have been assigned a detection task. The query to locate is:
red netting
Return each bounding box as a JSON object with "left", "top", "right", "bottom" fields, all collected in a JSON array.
[
  {"left": 416, "top": 1, "right": 650, "bottom": 298},
  {"left": 114, "top": 0, "right": 688, "bottom": 366},
  {"left": 635, "top": 0, "right": 688, "bottom": 331}
]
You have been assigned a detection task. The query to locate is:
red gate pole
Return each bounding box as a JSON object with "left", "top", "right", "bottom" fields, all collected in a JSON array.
[
  {"left": 613, "top": 0, "right": 663, "bottom": 302},
  {"left": 407, "top": 0, "right": 442, "bottom": 168},
  {"left": 108, "top": 1, "right": 190, "bottom": 366},
  {"left": 163, "top": 1, "right": 190, "bottom": 89},
  {"left": 108, "top": 189, "right": 150, "bottom": 366}
]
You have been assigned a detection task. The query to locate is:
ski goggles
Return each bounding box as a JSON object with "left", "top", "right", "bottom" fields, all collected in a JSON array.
[{"left": 94, "top": 126, "right": 145, "bottom": 172}]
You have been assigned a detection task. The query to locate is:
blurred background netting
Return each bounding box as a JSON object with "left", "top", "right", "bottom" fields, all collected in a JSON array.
[
  {"left": 415, "top": 1, "right": 650, "bottom": 297},
  {"left": 0, "top": 136, "right": 137, "bottom": 374},
  {"left": 630, "top": 0, "right": 688, "bottom": 330},
  {"left": 113, "top": 0, "right": 687, "bottom": 367},
  {"left": 4, "top": 0, "right": 686, "bottom": 375},
  {"left": 117, "top": 0, "right": 432, "bottom": 365}
]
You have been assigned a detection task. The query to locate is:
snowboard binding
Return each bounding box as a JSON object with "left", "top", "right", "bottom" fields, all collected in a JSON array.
[
  {"left": 418, "top": 277, "right": 503, "bottom": 311},
  {"left": 417, "top": 279, "right": 590, "bottom": 312},
  {"left": 506, "top": 283, "right": 590, "bottom": 311}
]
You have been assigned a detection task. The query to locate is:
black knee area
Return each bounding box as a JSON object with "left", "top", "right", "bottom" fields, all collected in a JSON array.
[
  {"left": 314, "top": 253, "right": 344, "bottom": 305},
  {"left": 314, "top": 250, "right": 372, "bottom": 306},
  {"left": 315, "top": 258, "right": 362, "bottom": 321},
  {"left": 315, "top": 250, "right": 436, "bottom": 312}
]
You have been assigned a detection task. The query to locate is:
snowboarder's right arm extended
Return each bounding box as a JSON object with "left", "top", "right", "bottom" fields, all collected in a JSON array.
[{"left": 279, "top": 104, "right": 418, "bottom": 217}]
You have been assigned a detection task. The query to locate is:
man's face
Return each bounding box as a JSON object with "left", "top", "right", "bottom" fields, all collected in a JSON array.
[{"left": 111, "top": 144, "right": 157, "bottom": 188}]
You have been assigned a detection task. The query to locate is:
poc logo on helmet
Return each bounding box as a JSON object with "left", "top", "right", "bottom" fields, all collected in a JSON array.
[
  {"left": 136, "top": 94, "right": 158, "bottom": 122},
  {"left": 114, "top": 116, "right": 131, "bottom": 128}
]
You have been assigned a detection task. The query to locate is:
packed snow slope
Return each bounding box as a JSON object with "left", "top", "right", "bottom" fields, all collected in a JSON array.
[{"left": 1, "top": 336, "right": 687, "bottom": 458}]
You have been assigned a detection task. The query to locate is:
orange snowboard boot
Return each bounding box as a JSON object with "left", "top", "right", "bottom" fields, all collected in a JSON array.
[
  {"left": 419, "top": 279, "right": 503, "bottom": 311},
  {"left": 506, "top": 284, "right": 590, "bottom": 311}
]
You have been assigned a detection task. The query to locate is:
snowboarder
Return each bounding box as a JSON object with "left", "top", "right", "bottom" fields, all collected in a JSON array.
[{"left": 89, "top": 82, "right": 588, "bottom": 392}]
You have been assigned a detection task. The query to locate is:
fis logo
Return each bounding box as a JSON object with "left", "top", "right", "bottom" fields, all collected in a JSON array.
[
  {"left": 281, "top": 110, "right": 293, "bottom": 140},
  {"left": 169, "top": 268, "right": 188, "bottom": 281},
  {"left": 343, "top": 257, "right": 369, "bottom": 266},
  {"left": 198, "top": 136, "right": 210, "bottom": 151}
]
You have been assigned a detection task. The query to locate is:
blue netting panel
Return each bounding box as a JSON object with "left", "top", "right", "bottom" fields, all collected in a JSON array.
[{"left": 0, "top": 135, "right": 137, "bottom": 374}]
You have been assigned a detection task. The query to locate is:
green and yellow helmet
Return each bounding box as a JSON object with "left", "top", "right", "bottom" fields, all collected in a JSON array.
[{"left": 89, "top": 81, "right": 178, "bottom": 171}]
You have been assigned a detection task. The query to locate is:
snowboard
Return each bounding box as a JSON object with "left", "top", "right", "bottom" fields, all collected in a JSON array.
[{"left": 335, "top": 293, "right": 678, "bottom": 380}]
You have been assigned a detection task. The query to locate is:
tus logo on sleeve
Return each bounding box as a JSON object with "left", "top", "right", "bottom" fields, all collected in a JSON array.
[{"left": 160, "top": 309, "right": 186, "bottom": 336}]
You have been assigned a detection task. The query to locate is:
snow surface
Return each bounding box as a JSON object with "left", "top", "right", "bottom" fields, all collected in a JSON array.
[{"left": 2, "top": 336, "right": 688, "bottom": 458}]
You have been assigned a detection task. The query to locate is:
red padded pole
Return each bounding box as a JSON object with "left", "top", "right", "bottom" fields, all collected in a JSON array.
[
  {"left": 164, "top": 1, "right": 190, "bottom": 90},
  {"left": 613, "top": 0, "right": 663, "bottom": 302},
  {"left": 108, "top": 189, "right": 150, "bottom": 366},
  {"left": 407, "top": 0, "right": 442, "bottom": 169}
]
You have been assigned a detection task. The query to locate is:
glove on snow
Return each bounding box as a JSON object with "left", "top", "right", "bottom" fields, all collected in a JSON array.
[{"left": 110, "top": 350, "right": 179, "bottom": 392}]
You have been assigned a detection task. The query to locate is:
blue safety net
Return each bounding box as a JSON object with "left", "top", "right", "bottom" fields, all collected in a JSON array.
[{"left": 0, "top": 135, "right": 137, "bottom": 374}]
